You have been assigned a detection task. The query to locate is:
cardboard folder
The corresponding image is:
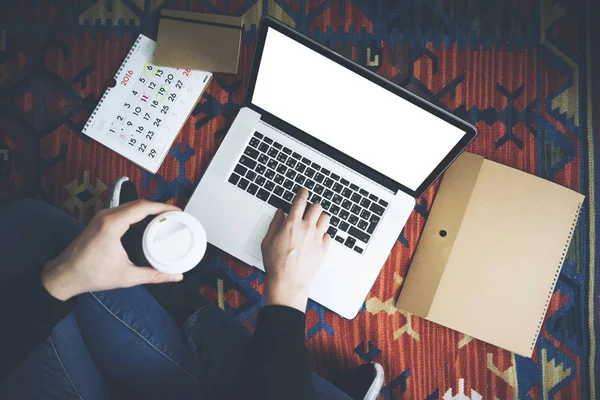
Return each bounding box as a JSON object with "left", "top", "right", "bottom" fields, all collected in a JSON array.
[
  {"left": 396, "top": 152, "right": 584, "bottom": 357},
  {"left": 153, "top": 10, "right": 242, "bottom": 74}
]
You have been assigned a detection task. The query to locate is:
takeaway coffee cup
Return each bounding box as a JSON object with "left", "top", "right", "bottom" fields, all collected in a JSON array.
[{"left": 142, "top": 211, "right": 207, "bottom": 274}]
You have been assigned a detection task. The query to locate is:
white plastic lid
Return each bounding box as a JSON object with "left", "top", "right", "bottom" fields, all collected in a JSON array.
[{"left": 142, "top": 211, "right": 207, "bottom": 274}]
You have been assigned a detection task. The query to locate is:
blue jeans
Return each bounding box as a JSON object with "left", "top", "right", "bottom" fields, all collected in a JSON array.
[{"left": 0, "top": 200, "right": 351, "bottom": 400}]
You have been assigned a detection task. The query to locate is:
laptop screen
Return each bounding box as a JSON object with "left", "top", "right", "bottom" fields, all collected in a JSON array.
[{"left": 251, "top": 28, "right": 467, "bottom": 192}]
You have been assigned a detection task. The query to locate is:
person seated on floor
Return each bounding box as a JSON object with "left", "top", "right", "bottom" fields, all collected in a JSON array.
[{"left": 0, "top": 178, "right": 384, "bottom": 400}]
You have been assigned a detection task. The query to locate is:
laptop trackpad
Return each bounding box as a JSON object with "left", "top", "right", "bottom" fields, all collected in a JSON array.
[{"left": 243, "top": 214, "right": 273, "bottom": 261}]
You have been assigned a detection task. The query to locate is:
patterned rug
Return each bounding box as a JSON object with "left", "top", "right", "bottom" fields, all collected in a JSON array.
[{"left": 1, "top": 1, "right": 598, "bottom": 399}]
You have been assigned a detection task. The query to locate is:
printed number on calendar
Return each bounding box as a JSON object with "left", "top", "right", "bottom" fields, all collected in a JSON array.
[
  {"left": 151, "top": 100, "right": 159, "bottom": 108},
  {"left": 124, "top": 103, "right": 131, "bottom": 109},
  {"left": 165, "top": 74, "right": 174, "bottom": 84},
  {"left": 175, "top": 80, "right": 183, "bottom": 89},
  {"left": 133, "top": 107, "right": 141, "bottom": 116},
  {"left": 121, "top": 70, "right": 133, "bottom": 86},
  {"left": 146, "top": 131, "right": 155, "bottom": 140},
  {"left": 136, "top": 125, "right": 144, "bottom": 134},
  {"left": 161, "top": 105, "right": 169, "bottom": 115},
  {"left": 168, "top": 93, "right": 177, "bottom": 102},
  {"left": 117, "top": 115, "right": 124, "bottom": 121},
  {"left": 148, "top": 149, "right": 157, "bottom": 158},
  {"left": 153, "top": 118, "right": 162, "bottom": 127},
  {"left": 143, "top": 112, "right": 151, "bottom": 121},
  {"left": 128, "top": 138, "right": 137, "bottom": 146},
  {"left": 139, "top": 143, "right": 147, "bottom": 153},
  {"left": 156, "top": 69, "right": 164, "bottom": 78}
]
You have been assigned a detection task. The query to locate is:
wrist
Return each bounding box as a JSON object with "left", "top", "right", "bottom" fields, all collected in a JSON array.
[
  {"left": 265, "top": 280, "right": 309, "bottom": 312},
  {"left": 41, "top": 259, "right": 78, "bottom": 301}
]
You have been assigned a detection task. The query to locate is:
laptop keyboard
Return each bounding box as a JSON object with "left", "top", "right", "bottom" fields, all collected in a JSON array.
[{"left": 228, "top": 132, "right": 389, "bottom": 255}]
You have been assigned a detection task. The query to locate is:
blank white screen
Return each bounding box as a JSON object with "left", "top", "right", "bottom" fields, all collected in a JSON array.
[{"left": 251, "top": 28, "right": 465, "bottom": 191}]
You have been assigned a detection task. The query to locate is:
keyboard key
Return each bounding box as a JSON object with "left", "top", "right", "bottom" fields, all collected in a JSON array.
[
  {"left": 234, "top": 164, "right": 247, "bottom": 176},
  {"left": 340, "top": 178, "right": 350, "bottom": 186},
  {"left": 295, "top": 163, "right": 306, "bottom": 173},
  {"left": 283, "top": 179, "right": 294, "bottom": 190},
  {"left": 267, "top": 159, "right": 277, "bottom": 169},
  {"left": 330, "top": 173, "right": 340, "bottom": 181},
  {"left": 367, "top": 222, "right": 376, "bottom": 234},
  {"left": 282, "top": 147, "right": 292, "bottom": 155},
  {"left": 257, "top": 188, "right": 270, "bottom": 201},
  {"left": 330, "top": 204, "right": 340, "bottom": 215},
  {"left": 332, "top": 194, "right": 343, "bottom": 205},
  {"left": 349, "top": 226, "right": 370, "bottom": 243},
  {"left": 360, "top": 198, "right": 371, "bottom": 208},
  {"left": 276, "top": 164, "right": 287, "bottom": 174},
  {"left": 359, "top": 189, "right": 369, "bottom": 196},
  {"left": 344, "top": 236, "right": 356, "bottom": 248},
  {"left": 341, "top": 200, "right": 352, "bottom": 210},
  {"left": 348, "top": 215, "right": 359, "bottom": 225},
  {"left": 321, "top": 168, "right": 330, "bottom": 176},
  {"left": 239, "top": 156, "right": 256, "bottom": 169},
  {"left": 311, "top": 162, "right": 321, "bottom": 170},
  {"left": 238, "top": 178, "right": 249, "bottom": 190},
  {"left": 369, "top": 193, "right": 378, "bottom": 202},
  {"left": 379, "top": 199, "right": 389, "bottom": 207},
  {"left": 305, "top": 168, "right": 316, "bottom": 178},
  {"left": 295, "top": 175, "right": 306, "bottom": 185},
  {"left": 253, "top": 132, "right": 264, "bottom": 139},
  {"left": 247, "top": 183, "right": 258, "bottom": 195},
  {"left": 323, "top": 178, "right": 334, "bottom": 188},
  {"left": 322, "top": 200, "right": 331, "bottom": 210},
  {"left": 339, "top": 210, "right": 350, "bottom": 220},
  {"left": 311, "top": 194, "right": 322, "bottom": 203},
  {"left": 339, "top": 221, "right": 350, "bottom": 232},
  {"left": 258, "top": 154, "right": 269, "bottom": 164},
  {"left": 305, "top": 180, "right": 315, "bottom": 190},
  {"left": 274, "top": 186, "right": 285, "bottom": 196},
  {"left": 292, "top": 184, "right": 301, "bottom": 193},
  {"left": 255, "top": 176, "right": 266, "bottom": 186},
  {"left": 267, "top": 195, "right": 291, "bottom": 214},
  {"left": 335, "top": 236, "right": 344, "bottom": 244},
  {"left": 324, "top": 189, "right": 334, "bottom": 200},
  {"left": 351, "top": 193, "right": 362, "bottom": 203},
  {"left": 244, "top": 146, "right": 259, "bottom": 159},
  {"left": 228, "top": 173, "right": 240, "bottom": 185},
  {"left": 267, "top": 147, "right": 278, "bottom": 157},
  {"left": 342, "top": 187, "right": 353, "bottom": 198},
  {"left": 265, "top": 169, "right": 276, "bottom": 179},
  {"left": 277, "top": 153, "right": 288, "bottom": 163},
  {"left": 350, "top": 183, "right": 359, "bottom": 191},
  {"left": 283, "top": 190, "right": 295, "bottom": 201},
  {"left": 263, "top": 137, "right": 273, "bottom": 144},
  {"left": 351, "top": 204, "right": 361, "bottom": 215},
  {"left": 302, "top": 157, "right": 311, "bottom": 165},
  {"left": 259, "top": 142, "right": 269, "bottom": 152},
  {"left": 264, "top": 181, "right": 275, "bottom": 191},
  {"left": 353, "top": 246, "right": 363, "bottom": 254},
  {"left": 285, "top": 169, "right": 296, "bottom": 179},
  {"left": 369, "top": 214, "right": 380, "bottom": 224},
  {"left": 327, "top": 226, "right": 337, "bottom": 238},
  {"left": 255, "top": 164, "right": 266, "bottom": 174},
  {"left": 292, "top": 152, "right": 301, "bottom": 160},
  {"left": 273, "top": 142, "right": 283, "bottom": 149},
  {"left": 246, "top": 170, "right": 257, "bottom": 181},
  {"left": 314, "top": 173, "right": 325, "bottom": 183},
  {"left": 330, "top": 216, "right": 340, "bottom": 227},
  {"left": 333, "top": 183, "right": 343, "bottom": 193},
  {"left": 360, "top": 209, "right": 371, "bottom": 220},
  {"left": 358, "top": 219, "right": 368, "bottom": 231},
  {"left": 285, "top": 158, "right": 297, "bottom": 168},
  {"left": 369, "top": 203, "right": 385, "bottom": 216},
  {"left": 249, "top": 137, "right": 260, "bottom": 148}
]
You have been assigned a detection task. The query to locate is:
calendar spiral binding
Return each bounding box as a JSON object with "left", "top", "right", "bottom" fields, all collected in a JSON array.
[
  {"left": 82, "top": 34, "right": 145, "bottom": 134},
  {"left": 529, "top": 200, "right": 583, "bottom": 353}
]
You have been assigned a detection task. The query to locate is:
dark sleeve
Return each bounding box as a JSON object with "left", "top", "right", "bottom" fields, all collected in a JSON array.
[
  {"left": 240, "top": 305, "right": 315, "bottom": 400},
  {"left": 0, "top": 275, "right": 74, "bottom": 381}
]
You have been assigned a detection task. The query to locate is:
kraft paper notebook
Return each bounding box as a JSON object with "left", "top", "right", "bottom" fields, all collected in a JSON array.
[{"left": 396, "top": 152, "right": 584, "bottom": 357}]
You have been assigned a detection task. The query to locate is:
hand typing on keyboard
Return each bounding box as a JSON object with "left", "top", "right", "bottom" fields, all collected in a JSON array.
[{"left": 261, "top": 188, "right": 331, "bottom": 312}]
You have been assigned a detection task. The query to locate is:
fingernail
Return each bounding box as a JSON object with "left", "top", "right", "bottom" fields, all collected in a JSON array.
[{"left": 169, "top": 274, "right": 184, "bottom": 282}]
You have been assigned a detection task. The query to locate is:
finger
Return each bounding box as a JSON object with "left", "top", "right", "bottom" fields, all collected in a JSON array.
[
  {"left": 288, "top": 188, "right": 309, "bottom": 221},
  {"left": 263, "top": 209, "right": 285, "bottom": 244},
  {"left": 316, "top": 212, "right": 331, "bottom": 233},
  {"left": 126, "top": 266, "right": 184, "bottom": 286},
  {"left": 322, "top": 232, "right": 333, "bottom": 247},
  {"left": 108, "top": 200, "right": 180, "bottom": 233},
  {"left": 304, "top": 202, "right": 324, "bottom": 225}
]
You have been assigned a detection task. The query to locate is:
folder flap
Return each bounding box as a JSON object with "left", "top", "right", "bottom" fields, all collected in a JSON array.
[
  {"left": 154, "top": 11, "right": 242, "bottom": 74},
  {"left": 396, "top": 152, "right": 484, "bottom": 317}
]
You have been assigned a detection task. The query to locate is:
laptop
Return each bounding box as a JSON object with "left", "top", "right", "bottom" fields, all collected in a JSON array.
[{"left": 185, "top": 17, "right": 478, "bottom": 319}]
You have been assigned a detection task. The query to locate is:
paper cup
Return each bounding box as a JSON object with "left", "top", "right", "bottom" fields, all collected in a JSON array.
[{"left": 142, "top": 211, "right": 207, "bottom": 274}]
